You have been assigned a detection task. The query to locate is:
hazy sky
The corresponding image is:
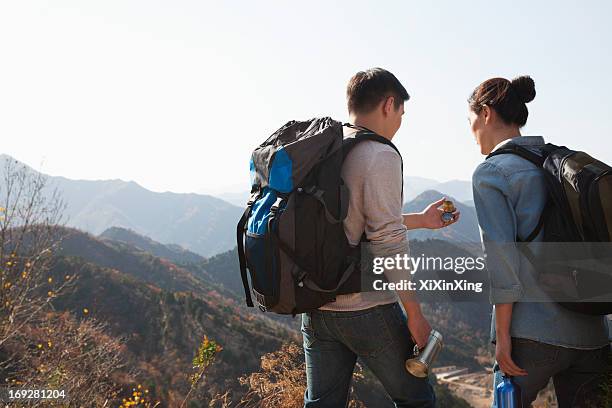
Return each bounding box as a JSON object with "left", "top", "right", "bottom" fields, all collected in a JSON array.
[{"left": 1, "top": 1, "right": 611, "bottom": 195}]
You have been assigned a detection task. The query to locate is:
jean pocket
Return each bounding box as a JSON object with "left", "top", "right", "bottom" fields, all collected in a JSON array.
[
  {"left": 511, "top": 337, "right": 559, "bottom": 367},
  {"left": 390, "top": 302, "right": 407, "bottom": 327},
  {"left": 301, "top": 313, "right": 317, "bottom": 348},
  {"left": 336, "top": 308, "right": 393, "bottom": 358}
]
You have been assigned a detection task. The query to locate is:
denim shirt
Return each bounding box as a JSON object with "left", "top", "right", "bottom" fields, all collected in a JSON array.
[{"left": 472, "top": 136, "right": 610, "bottom": 349}]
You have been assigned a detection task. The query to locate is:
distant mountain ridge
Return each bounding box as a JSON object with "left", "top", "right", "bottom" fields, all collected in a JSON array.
[
  {"left": 100, "top": 226, "right": 205, "bottom": 265},
  {"left": 211, "top": 176, "right": 473, "bottom": 206},
  {"left": 0, "top": 154, "right": 242, "bottom": 256},
  {"left": 0, "top": 154, "right": 477, "bottom": 259},
  {"left": 404, "top": 176, "right": 473, "bottom": 202}
]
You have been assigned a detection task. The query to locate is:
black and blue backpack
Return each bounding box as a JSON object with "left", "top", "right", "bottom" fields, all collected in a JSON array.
[{"left": 236, "top": 117, "right": 402, "bottom": 315}]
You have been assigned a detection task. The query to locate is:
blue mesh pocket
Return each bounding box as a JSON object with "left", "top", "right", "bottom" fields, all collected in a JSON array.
[
  {"left": 245, "top": 192, "right": 286, "bottom": 309},
  {"left": 245, "top": 233, "right": 276, "bottom": 297}
]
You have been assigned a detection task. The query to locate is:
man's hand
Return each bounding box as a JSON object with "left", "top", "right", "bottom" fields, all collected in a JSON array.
[
  {"left": 495, "top": 334, "right": 528, "bottom": 377},
  {"left": 419, "top": 197, "right": 460, "bottom": 229},
  {"left": 407, "top": 312, "right": 432, "bottom": 349},
  {"left": 402, "top": 197, "right": 460, "bottom": 230}
]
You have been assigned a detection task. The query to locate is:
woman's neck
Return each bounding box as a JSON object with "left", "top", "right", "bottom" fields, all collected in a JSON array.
[{"left": 490, "top": 126, "right": 522, "bottom": 150}]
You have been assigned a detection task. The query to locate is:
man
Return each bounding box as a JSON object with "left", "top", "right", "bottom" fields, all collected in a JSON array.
[{"left": 302, "top": 67, "right": 460, "bottom": 408}]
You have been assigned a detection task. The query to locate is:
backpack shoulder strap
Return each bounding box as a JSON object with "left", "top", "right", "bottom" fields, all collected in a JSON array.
[
  {"left": 236, "top": 188, "right": 262, "bottom": 307},
  {"left": 484, "top": 142, "right": 558, "bottom": 243},
  {"left": 486, "top": 142, "right": 559, "bottom": 165},
  {"left": 342, "top": 123, "right": 404, "bottom": 197},
  {"left": 342, "top": 124, "right": 403, "bottom": 244}
]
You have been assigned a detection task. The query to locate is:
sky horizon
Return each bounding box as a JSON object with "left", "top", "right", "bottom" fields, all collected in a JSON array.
[
  {"left": 0, "top": 152, "right": 463, "bottom": 198},
  {"left": 2, "top": 1, "right": 611, "bottom": 195}
]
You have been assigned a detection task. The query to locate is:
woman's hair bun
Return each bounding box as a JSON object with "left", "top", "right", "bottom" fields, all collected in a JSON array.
[{"left": 510, "top": 75, "right": 536, "bottom": 104}]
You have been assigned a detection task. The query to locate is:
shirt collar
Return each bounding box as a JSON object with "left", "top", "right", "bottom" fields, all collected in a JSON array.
[{"left": 491, "top": 136, "right": 545, "bottom": 153}]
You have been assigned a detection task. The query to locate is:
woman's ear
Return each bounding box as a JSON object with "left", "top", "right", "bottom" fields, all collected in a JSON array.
[{"left": 482, "top": 105, "right": 491, "bottom": 125}]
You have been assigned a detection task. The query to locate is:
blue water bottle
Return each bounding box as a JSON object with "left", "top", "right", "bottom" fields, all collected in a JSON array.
[{"left": 496, "top": 375, "right": 522, "bottom": 408}]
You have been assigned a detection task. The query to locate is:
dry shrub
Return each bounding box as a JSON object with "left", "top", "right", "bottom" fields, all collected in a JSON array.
[
  {"left": 211, "top": 342, "right": 365, "bottom": 408},
  {"left": 1, "top": 311, "right": 128, "bottom": 407},
  {"left": 0, "top": 158, "right": 132, "bottom": 407}
]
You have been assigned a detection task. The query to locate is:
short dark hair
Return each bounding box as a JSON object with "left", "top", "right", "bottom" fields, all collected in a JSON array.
[
  {"left": 468, "top": 75, "right": 536, "bottom": 127},
  {"left": 346, "top": 68, "right": 410, "bottom": 114}
]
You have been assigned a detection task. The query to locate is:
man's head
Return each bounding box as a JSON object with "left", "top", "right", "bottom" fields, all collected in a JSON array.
[{"left": 346, "top": 68, "right": 410, "bottom": 139}]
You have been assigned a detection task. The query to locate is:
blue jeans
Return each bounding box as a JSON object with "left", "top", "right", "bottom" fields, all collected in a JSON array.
[
  {"left": 302, "top": 302, "right": 435, "bottom": 408},
  {"left": 491, "top": 338, "right": 611, "bottom": 408}
]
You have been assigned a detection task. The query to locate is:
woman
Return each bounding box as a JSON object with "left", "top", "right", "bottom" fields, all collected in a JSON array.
[{"left": 468, "top": 75, "right": 610, "bottom": 407}]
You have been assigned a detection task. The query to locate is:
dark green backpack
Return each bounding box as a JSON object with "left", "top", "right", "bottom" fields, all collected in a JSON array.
[{"left": 488, "top": 142, "right": 612, "bottom": 315}]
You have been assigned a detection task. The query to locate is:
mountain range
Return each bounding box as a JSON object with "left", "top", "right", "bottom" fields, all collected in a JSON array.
[
  {"left": 0, "top": 154, "right": 243, "bottom": 256},
  {"left": 216, "top": 176, "right": 474, "bottom": 207},
  {"left": 404, "top": 176, "right": 473, "bottom": 202},
  {"left": 96, "top": 226, "right": 491, "bottom": 368},
  {"left": 1, "top": 154, "right": 480, "bottom": 261},
  {"left": 0, "top": 154, "right": 499, "bottom": 406},
  {"left": 20, "top": 224, "right": 486, "bottom": 406},
  {"left": 45, "top": 225, "right": 295, "bottom": 405}
]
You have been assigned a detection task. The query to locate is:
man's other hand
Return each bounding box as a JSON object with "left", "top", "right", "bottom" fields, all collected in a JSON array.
[{"left": 407, "top": 312, "right": 432, "bottom": 349}]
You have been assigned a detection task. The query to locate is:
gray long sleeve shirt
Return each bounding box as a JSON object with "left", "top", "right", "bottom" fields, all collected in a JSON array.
[{"left": 320, "top": 129, "right": 410, "bottom": 311}]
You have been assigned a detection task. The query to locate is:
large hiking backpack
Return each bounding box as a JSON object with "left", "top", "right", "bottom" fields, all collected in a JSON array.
[
  {"left": 236, "top": 117, "right": 402, "bottom": 315},
  {"left": 487, "top": 142, "right": 612, "bottom": 315}
]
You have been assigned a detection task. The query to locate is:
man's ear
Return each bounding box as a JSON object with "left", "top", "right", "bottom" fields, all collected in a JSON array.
[{"left": 383, "top": 96, "right": 395, "bottom": 116}]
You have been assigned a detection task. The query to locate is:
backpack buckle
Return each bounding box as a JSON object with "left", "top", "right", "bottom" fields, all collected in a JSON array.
[
  {"left": 303, "top": 185, "right": 317, "bottom": 195},
  {"left": 296, "top": 270, "right": 307, "bottom": 286},
  {"left": 247, "top": 190, "right": 261, "bottom": 206},
  {"left": 270, "top": 197, "right": 284, "bottom": 213},
  {"left": 253, "top": 290, "right": 268, "bottom": 312}
]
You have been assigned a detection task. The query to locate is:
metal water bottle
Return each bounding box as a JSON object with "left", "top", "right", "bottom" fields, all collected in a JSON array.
[
  {"left": 496, "top": 375, "right": 522, "bottom": 408},
  {"left": 405, "top": 329, "right": 443, "bottom": 377}
]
